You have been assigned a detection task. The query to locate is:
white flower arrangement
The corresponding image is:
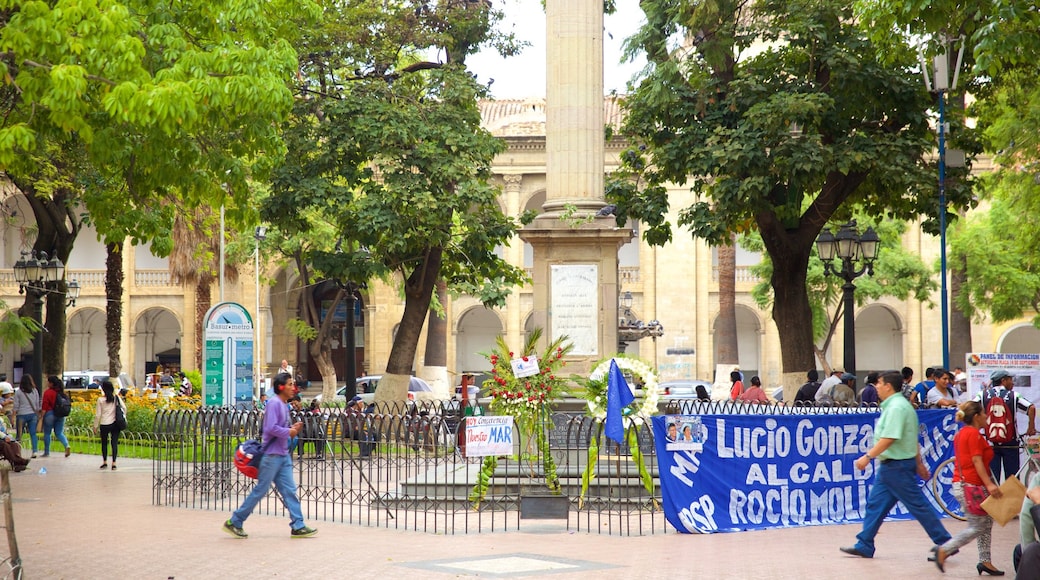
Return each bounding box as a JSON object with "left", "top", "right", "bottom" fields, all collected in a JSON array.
[{"left": 585, "top": 356, "right": 660, "bottom": 422}]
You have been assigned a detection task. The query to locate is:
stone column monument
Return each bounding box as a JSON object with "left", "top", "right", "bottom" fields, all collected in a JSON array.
[{"left": 519, "top": 0, "right": 631, "bottom": 373}]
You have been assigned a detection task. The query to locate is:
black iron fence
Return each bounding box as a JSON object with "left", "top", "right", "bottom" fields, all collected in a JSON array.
[{"left": 151, "top": 400, "right": 881, "bottom": 535}]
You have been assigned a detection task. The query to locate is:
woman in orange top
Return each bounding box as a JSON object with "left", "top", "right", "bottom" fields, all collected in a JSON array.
[
  {"left": 728, "top": 371, "right": 743, "bottom": 401},
  {"left": 934, "top": 400, "right": 1004, "bottom": 575}
]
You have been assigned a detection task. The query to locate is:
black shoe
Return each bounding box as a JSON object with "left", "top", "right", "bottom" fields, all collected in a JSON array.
[
  {"left": 839, "top": 546, "right": 872, "bottom": 558},
  {"left": 977, "top": 562, "right": 1005, "bottom": 576},
  {"left": 290, "top": 526, "right": 317, "bottom": 538}
]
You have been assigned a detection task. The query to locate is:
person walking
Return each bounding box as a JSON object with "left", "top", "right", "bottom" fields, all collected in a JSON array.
[
  {"left": 93, "top": 380, "right": 125, "bottom": 470},
  {"left": 13, "top": 376, "right": 41, "bottom": 458},
  {"left": 934, "top": 400, "right": 1004, "bottom": 575},
  {"left": 41, "top": 375, "right": 71, "bottom": 457},
  {"left": 840, "top": 370, "right": 951, "bottom": 560},
  {"left": 975, "top": 369, "right": 1037, "bottom": 482},
  {"left": 223, "top": 373, "right": 317, "bottom": 539}
]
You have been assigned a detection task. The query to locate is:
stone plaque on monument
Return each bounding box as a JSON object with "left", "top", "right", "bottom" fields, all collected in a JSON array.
[{"left": 550, "top": 264, "right": 598, "bottom": 355}]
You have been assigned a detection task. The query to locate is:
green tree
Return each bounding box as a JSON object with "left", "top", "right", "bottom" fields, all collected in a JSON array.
[
  {"left": 1, "top": 0, "right": 315, "bottom": 377},
  {"left": 744, "top": 215, "right": 936, "bottom": 369},
  {"left": 606, "top": 0, "right": 972, "bottom": 394},
  {"left": 263, "top": 0, "right": 527, "bottom": 403},
  {"left": 856, "top": 0, "right": 1040, "bottom": 355}
]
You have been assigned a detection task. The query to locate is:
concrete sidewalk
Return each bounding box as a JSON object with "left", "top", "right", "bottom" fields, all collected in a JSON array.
[{"left": 8, "top": 453, "right": 1025, "bottom": 579}]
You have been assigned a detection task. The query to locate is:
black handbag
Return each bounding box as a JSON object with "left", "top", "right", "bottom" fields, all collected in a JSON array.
[{"left": 112, "top": 397, "right": 127, "bottom": 431}]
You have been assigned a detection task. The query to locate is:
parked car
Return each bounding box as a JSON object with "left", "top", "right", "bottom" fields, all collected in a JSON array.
[
  {"left": 659, "top": 380, "right": 713, "bottom": 401},
  {"left": 63, "top": 371, "right": 135, "bottom": 392},
  {"left": 312, "top": 375, "right": 433, "bottom": 405}
]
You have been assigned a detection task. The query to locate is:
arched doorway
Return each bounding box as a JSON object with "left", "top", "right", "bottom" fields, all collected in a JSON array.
[
  {"left": 133, "top": 308, "right": 182, "bottom": 384},
  {"left": 998, "top": 324, "right": 1040, "bottom": 354},
  {"left": 66, "top": 307, "right": 106, "bottom": 371},
  {"left": 305, "top": 281, "right": 366, "bottom": 384},
  {"left": 712, "top": 305, "right": 762, "bottom": 381},
  {"left": 856, "top": 304, "right": 903, "bottom": 378},
  {"left": 455, "top": 307, "right": 503, "bottom": 375}
]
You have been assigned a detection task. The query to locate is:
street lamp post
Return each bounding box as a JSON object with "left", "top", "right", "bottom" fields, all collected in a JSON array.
[
  {"left": 13, "top": 251, "right": 77, "bottom": 390},
  {"left": 254, "top": 226, "right": 267, "bottom": 398},
  {"left": 815, "top": 222, "right": 880, "bottom": 377},
  {"left": 340, "top": 281, "right": 360, "bottom": 400},
  {"left": 924, "top": 42, "right": 964, "bottom": 370},
  {"left": 617, "top": 290, "right": 664, "bottom": 353}
]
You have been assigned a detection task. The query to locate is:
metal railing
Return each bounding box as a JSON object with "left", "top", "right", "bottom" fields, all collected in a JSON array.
[
  {"left": 150, "top": 400, "right": 880, "bottom": 536},
  {"left": 151, "top": 403, "right": 673, "bottom": 535}
]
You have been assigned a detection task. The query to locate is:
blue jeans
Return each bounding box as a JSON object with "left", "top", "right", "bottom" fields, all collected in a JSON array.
[
  {"left": 230, "top": 453, "right": 306, "bottom": 531},
  {"left": 43, "top": 411, "right": 69, "bottom": 455},
  {"left": 854, "top": 458, "right": 951, "bottom": 557},
  {"left": 17, "top": 413, "right": 38, "bottom": 453}
]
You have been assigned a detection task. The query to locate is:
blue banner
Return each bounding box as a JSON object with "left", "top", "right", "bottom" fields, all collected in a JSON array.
[{"left": 652, "top": 410, "right": 959, "bottom": 533}]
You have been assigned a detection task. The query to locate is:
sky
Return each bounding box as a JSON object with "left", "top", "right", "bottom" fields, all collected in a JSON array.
[{"left": 466, "top": 1, "right": 647, "bottom": 99}]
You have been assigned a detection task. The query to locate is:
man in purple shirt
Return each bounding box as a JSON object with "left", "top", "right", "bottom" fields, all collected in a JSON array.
[{"left": 223, "top": 373, "right": 317, "bottom": 539}]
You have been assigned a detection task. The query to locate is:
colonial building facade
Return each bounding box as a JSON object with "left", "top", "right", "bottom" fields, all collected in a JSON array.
[{"left": 0, "top": 99, "right": 1037, "bottom": 390}]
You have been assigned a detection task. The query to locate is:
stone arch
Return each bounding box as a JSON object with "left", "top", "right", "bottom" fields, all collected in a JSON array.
[
  {"left": 65, "top": 306, "right": 106, "bottom": 371},
  {"left": 455, "top": 306, "right": 503, "bottom": 374},
  {"left": 711, "top": 304, "right": 763, "bottom": 380},
  {"left": 997, "top": 323, "right": 1040, "bottom": 354},
  {"left": 133, "top": 307, "right": 183, "bottom": 383},
  {"left": 856, "top": 303, "right": 904, "bottom": 375}
]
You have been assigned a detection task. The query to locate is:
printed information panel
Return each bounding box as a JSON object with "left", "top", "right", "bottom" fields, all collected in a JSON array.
[{"left": 653, "top": 410, "right": 957, "bottom": 533}]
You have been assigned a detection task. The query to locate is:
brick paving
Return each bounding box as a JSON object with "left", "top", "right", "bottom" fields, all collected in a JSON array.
[{"left": 6, "top": 453, "right": 1024, "bottom": 579}]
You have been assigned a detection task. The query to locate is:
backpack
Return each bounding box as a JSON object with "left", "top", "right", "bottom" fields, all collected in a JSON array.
[
  {"left": 234, "top": 439, "right": 267, "bottom": 479},
  {"left": 984, "top": 388, "right": 1017, "bottom": 444},
  {"left": 53, "top": 392, "right": 72, "bottom": 418}
]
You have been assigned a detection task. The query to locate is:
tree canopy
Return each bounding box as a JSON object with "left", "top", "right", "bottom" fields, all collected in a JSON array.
[
  {"left": 263, "top": 0, "right": 529, "bottom": 401},
  {"left": 607, "top": 0, "right": 973, "bottom": 384}
]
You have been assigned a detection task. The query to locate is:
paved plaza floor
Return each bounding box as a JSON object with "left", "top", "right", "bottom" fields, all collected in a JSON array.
[{"left": 6, "top": 454, "right": 1026, "bottom": 579}]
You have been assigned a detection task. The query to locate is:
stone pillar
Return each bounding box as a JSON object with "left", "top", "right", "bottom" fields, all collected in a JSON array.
[
  {"left": 520, "top": 0, "right": 630, "bottom": 374},
  {"left": 503, "top": 174, "right": 525, "bottom": 350},
  {"left": 543, "top": 0, "right": 605, "bottom": 215}
]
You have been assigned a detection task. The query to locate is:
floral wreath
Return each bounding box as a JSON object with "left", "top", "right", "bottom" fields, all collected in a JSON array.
[{"left": 584, "top": 356, "right": 659, "bottom": 422}]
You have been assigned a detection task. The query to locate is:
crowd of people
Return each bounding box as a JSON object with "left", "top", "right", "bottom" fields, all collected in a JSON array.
[{"left": 837, "top": 367, "right": 1040, "bottom": 577}]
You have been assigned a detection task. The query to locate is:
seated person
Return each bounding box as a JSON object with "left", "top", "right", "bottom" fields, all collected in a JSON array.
[
  {"left": 1018, "top": 472, "right": 1040, "bottom": 574},
  {"left": 0, "top": 387, "right": 29, "bottom": 472},
  {"left": 342, "top": 396, "right": 378, "bottom": 457}
]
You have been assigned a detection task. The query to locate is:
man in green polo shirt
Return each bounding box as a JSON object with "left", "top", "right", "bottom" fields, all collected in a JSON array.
[{"left": 840, "top": 370, "right": 951, "bottom": 560}]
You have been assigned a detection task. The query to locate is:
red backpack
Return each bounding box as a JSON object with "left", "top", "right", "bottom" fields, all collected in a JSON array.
[{"left": 984, "top": 388, "right": 1017, "bottom": 444}]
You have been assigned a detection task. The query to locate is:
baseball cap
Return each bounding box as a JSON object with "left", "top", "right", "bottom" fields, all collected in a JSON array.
[
  {"left": 348, "top": 395, "right": 363, "bottom": 404},
  {"left": 990, "top": 370, "right": 1013, "bottom": 382},
  {"left": 840, "top": 373, "right": 857, "bottom": 382}
]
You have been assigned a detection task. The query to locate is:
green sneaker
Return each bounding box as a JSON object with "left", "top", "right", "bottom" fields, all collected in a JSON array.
[
  {"left": 222, "top": 519, "right": 247, "bottom": 539},
  {"left": 290, "top": 526, "right": 318, "bottom": 538}
]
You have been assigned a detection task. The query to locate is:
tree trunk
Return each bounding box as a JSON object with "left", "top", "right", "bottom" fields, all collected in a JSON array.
[
  {"left": 380, "top": 247, "right": 443, "bottom": 406},
  {"left": 105, "top": 241, "right": 124, "bottom": 377},
  {"left": 195, "top": 278, "right": 211, "bottom": 370},
  {"left": 716, "top": 238, "right": 739, "bottom": 366},
  {"left": 420, "top": 279, "right": 449, "bottom": 397},
  {"left": 758, "top": 216, "right": 818, "bottom": 403},
  {"left": 949, "top": 253, "right": 972, "bottom": 368}
]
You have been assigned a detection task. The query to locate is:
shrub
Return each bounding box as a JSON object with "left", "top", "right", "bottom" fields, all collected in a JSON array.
[{"left": 67, "top": 390, "right": 201, "bottom": 432}]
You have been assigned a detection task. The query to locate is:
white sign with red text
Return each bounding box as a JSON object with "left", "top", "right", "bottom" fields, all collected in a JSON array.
[{"left": 464, "top": 416, "right": 515, "bottom": 457}]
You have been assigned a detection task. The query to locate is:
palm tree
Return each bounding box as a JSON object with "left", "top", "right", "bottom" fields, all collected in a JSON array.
[{"left": 168, "top": 206, "right": 237, "bottom": 368}]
